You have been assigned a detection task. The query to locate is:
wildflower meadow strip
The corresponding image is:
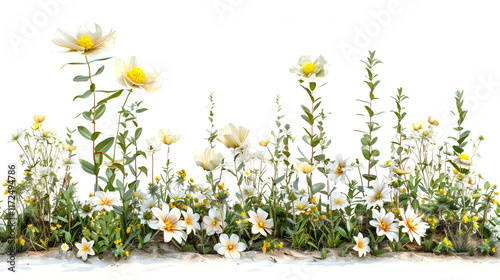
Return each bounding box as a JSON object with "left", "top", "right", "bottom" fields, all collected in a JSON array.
[{"left": 1, "top": 23, "right": 499, "bottom": 264}]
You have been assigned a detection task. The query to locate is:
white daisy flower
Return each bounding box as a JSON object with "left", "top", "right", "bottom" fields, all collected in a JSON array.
[{"left": 214, "top": 234, "right": 247, "bottom": 260}]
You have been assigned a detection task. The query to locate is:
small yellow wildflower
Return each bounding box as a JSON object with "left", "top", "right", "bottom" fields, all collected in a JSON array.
[
  {"left": 125, "top": 251, "right": 129, "bottom": 257},
  {"left": 240, "top": 212, "right": 246, "bottom": 217}
]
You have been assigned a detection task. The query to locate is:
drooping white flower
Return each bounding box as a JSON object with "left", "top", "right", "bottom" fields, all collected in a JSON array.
[
  {"left": 214, "top": 234, "right": 247, "bottom": 260},
  {"left": 364, "top": 180, "right": 391, "bottom": 209},
  {"left": 182, "top": 207, "right": 201, "bottom": 235},
  {"left": 194, "top": 148, "right": 224, "bottom": 171},
  {"left": 202, "top": 208, "right": 224, "bottom": 236},
  {"left": 327, "top": 154, "right": 353, "bottom": 184},
  {"left": 353, "top": 233, "right": 370, "bottom": 257},
  {"left": 330, "top": 192, "right": 348, "bottom": 211},
  {"left": 75, "top": 237, "right": 95, "bottom": 261},
  {"left": 247, "top": 208, "right": 273, "bottom": 236},
  {"left": 158, "top": 129, "right": 181, "bottom": 145},
  {"left": 369, "top": 208, "right": 399, "bottom": 242},
  {"left": 152, "top": 204, "right": 187, "bottom": 243},
  {"left": 91, "top": 191, "right": 122, "bottom": 212},
  {"left": 399, "top": 206, "right": 429, "bottom": 245},
  {"left": 216, "top": 123, "right": 250, "bottom": 149},
  {"left": 145, "top": 137, "right": 161, "bottom": 156}
]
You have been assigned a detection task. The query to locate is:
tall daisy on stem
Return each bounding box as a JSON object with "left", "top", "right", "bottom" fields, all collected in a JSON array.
[
  {"left": 290, "top": 55, "right": 328, "bottom": 199},
  {"left": 157, "top": 128, "right": 181, "bottom": 198},
  {"left": 53, "top": 22, "right": 116, "bottom": 191}
]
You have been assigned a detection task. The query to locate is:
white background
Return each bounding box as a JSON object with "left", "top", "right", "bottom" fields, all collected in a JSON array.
[{"left": 1, "top": 0, "right": 500, "bottom": 199}]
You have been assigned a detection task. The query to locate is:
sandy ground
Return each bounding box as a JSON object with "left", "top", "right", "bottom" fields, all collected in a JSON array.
[{"left": 2, "top": 243, "right": 500, "bottom": 280}]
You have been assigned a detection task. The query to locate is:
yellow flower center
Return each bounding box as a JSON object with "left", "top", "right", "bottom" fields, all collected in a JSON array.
[
  {"left": 127, "top": 67, "right": 146, "bottom": 84},
  {"left": 335, "top": 166, "right": 343, "bottom": 175},
  {"left": 374, "top": 193, "right": 380, "bottom": 199},
  {"left": 100, "top": 196, "right": 111, "bottom": 205},
  {"left": 335, "top": 199, "right": 341, "bottom": 205},
  {"left": 357, "top": 240, "right": 364, "bottom": 249},
  {"left": 258, "top": 221, "right": 264, "bottom": 228},
  {"left": 302, "top": 62, "right": 316, "bottom": 75},
  {"left": 228, "top": 245, "right": 233, "bottom": 250},
  {"left": 459, "top": 154, "right": 469, "bottom": 160},
  {"left": 407, "top": 221, "right": 415, "bottom": 229},
  {"left": 185, "top": 217, "right": 192, "bottom": 226},
  {"left": 211, "top": 220, "right": 217, "bottom": 226},
  {"left": 297, "top": 205, "right": 305, "bottom": 210},
  {"left": 164, "top": 220, "right": 173, "bottom": 231},
  {"left": 77, "top": 35, "right": 94, "bottom": 50},
  {"left": 82, "top": 244, "right": 88, "bottom": 251},
  {"left": 385, "top": 160, "right": 391, "bottom": 165},
  {"left": 380, "top": 221, "right": 388, "bottom": 232},
  {"left": 422, "top": 130, "right": 429, "bottom": 136}
]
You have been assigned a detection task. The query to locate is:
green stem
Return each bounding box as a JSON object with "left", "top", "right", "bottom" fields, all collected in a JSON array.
[{"left": 112, "top": 89, "right": 132, "bottom": 161}]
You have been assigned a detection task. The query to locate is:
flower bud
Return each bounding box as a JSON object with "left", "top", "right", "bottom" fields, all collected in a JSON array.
[{"left": 428, "top": 115, "right": 439, "bottom": 126}]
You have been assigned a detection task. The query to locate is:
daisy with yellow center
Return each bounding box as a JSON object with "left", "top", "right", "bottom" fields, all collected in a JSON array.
[
  {"left": 61, "top": 243, "right": 69, "bottom": 252},
  {"left": 364, "top": 180, "right": 391, "bottom": 209},
  {"left": 111, "top": 56, "right": 161, "bottom": 93},
  {"left": 91, "top": 191, "right": 121, "bottom": 212},
  {"left": 182, "top": 207, "right": 200, "bottom": 235},
  {"left": 202, "top": 208, "right": 224, "bottom": 236},
  {"left": 399, "top": 206, "right": 429, "bottom": 245},
  {"left": 151, "top": 203, "right": 187, "bottom": 243},
  {"left": 247, "top": 208, "right": 274, "bottom": 237},
  {"left": 353, "top": 233, "right": 370, "bottom": 257},
  {"left": 328, "top": 154, "right": 353, "bottom": 184},
  {"left": 289, "top": 55, "right": 327, "bottom": 81},
  {"left": 330, "top": 192, "right": 348, "bottom": 211},
  {"left": 75, "top": 237, "right": 95, "bottom": 261},
  {"left": 369, "top": 208, "right": 399, "bottom": 242},
  {"left": 214, "top": 234, "right": 247, "bottom": 260},
  {"left": 52, "top": 23, "right": 115, "bottom": 56}
]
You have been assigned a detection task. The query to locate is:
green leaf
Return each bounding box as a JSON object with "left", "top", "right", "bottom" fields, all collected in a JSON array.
[
  {"left": 136, "top": 108, "right": 148, "bottom": 113},
  {"left": 311, "top": 183, "right": 325, "bottom": 195},
  {"left": 79, "top": 159, "right": 95, "bottom": 175},
  {"left": 364, "top": 106, "right": 374, "bottom": 117},
  {"left": 135, "top": 127, "right": 143, "bottom": 141},
  {"left": 73, "top": 90, "right": 92, "bottom": 101},
  {"left": 78, "top": 126, "right": 92, "bottom": 140},
  {"left": 274, "top": 175, "right": 285, "bottom": 186},
  {"left": 362, "top": 148, "right": 371, "bottom": 160},
  {"left": 91, "top": 131, "right": 101, "bottom": 141},
  {"left": 97, "top": 89, "right": 124, "bottom": 106},
  {"left": 73, "top": 75, "right": 90, "bottom": 82},
  {"left": 94, "top": 65, "right": 105, "bottom": 76},
  {"left": 362, "top": 174, "right": 377, "bottom": 181},
  {"left": 95, "top": 137, "right": 115, "bottom": 153},
  {"left": 60, "top": 57, "right": 113, "bottom": 69},
  {"left": 94, "top": 104, "right": 106, "bottom": 120}
]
